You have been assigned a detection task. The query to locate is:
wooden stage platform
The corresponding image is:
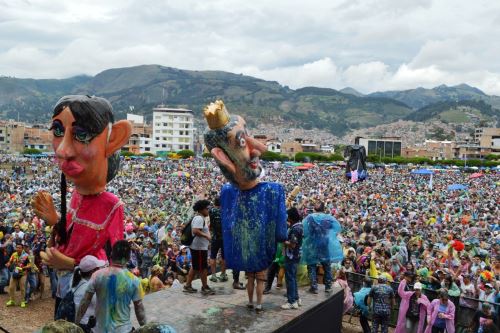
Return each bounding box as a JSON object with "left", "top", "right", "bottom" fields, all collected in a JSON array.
[{"left": 133, "top": 272, "right": 344, "bottom": 333}]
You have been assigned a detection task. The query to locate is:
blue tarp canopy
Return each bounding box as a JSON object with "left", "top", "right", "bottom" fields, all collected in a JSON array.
[
  {"left": 447, "top": 184, "right": 467, "bottom": 191},
  {"left": 411, "top": 169, "right": 434, "bottom": 175}
]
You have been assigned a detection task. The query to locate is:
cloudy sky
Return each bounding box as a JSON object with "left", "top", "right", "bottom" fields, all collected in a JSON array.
[{"left": 1, "top": 0, "right": 500, "bottom": 94}]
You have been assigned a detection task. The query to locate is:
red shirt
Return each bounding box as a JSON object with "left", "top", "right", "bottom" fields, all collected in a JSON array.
[{"left": 57, "top": 191, "right": 124, "bottom": 264}]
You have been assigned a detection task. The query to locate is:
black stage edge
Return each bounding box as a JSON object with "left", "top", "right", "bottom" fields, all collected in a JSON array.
[{"left": 274, "top": 289, "right": 344, "bottom": 333}]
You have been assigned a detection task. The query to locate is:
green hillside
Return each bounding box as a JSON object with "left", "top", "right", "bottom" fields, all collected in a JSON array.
[
  {"left": 370, "top": 83, "right": 500, "bottom": 110},
  {"left": 405, "top": 100, "right": 500, "bottom": 123},
  {"left": 0, "top": 65, "right": 413, "bottom": 137}
]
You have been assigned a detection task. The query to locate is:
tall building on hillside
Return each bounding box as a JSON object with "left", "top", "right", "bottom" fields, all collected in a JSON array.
[
  {"left": 125, "top": 114, "right": 153, "bottom": 154},
  {"left": 151, "top": 106, "right": 195, "bottom": 154}
]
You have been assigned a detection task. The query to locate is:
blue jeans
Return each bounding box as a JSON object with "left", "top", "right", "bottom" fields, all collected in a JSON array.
[
  {"left": 48, "top": 268, "right": 58, "bottom": 298},
  {"left": 307, "top": 262, "right": 332, "bottom": 291},
  {"left": 285, "top": 260, "right": 298, "bottom": 304},
  {"left": 0, "top": 267, "right": 9, "bottom": 290},
  {"left": 25, "top": 272, "right": 37, "bottom": 302}
]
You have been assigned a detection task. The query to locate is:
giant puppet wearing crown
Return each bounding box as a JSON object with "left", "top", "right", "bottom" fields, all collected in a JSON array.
[
  {"left": 31, "top": 95, "right": 132, "bottom": 308},
  {"left": 203, "top": 100, "right": 287, "bottom": 310}
]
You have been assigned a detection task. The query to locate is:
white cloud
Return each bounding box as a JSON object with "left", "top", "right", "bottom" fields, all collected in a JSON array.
[{"left": 1, "top": 0, "right": 500, "bottom": 95}]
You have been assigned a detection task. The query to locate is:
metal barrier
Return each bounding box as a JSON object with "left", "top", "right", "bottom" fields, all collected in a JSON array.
[{"left": 346, "top": 271, "right": 499, "bottom": 331}]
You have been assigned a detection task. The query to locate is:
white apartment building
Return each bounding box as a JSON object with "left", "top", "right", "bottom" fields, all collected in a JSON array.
[{"left": 152, "top": 106, "right": 195, "bottom": 154}]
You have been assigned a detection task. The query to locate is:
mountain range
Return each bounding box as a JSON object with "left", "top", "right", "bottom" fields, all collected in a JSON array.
[{"left": 0, "top": 64, "right": 498, "bottom": 137}]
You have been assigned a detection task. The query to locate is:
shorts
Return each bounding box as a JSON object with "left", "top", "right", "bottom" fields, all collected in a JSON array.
[
  {"left": 210, "top": 239, "right": 224, "bottom": 260},
  {"left": 191, "top": 249, "right": 208, "bottom": 271},
  {"left": 246, "top": 270, "right": 267, "bottom": 282}
]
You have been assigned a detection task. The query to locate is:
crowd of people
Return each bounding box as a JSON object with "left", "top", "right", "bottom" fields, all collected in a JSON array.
[{"left": 0, "top": 154, "right": 499, "bottom": 332}]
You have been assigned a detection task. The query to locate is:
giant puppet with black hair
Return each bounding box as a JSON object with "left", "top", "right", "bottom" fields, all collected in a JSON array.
[
  {"left": 203, "top": 100, "right": 287, "bottom": 311},
  {"left": 31, "top": 95, "right": 132, "bottom": 307}
]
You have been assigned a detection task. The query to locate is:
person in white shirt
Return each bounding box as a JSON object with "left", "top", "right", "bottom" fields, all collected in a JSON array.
[{"left": 73, "top": 255, "right": 105, "bottom": 332}]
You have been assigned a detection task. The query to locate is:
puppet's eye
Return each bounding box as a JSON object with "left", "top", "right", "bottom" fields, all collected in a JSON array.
[
  {"left": 73, "top": 127, "right": 93, "bottom": 143},
  {"left": 50, "top": 122, "right": 64, "bottom": 137},
  {"left": 239, "top": 137, "right": 247, "bottom": 147}
]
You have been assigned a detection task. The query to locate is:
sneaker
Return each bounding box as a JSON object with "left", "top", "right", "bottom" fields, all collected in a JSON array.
[
  {"left": 281, "top": 302, "right": 299, "bottom": 310},
  {"left": 246, "top": 303, "right": 254, "bottom": 309},
  {"left": 233, "top": 282, "right": 246, "bottom": 290},
  {"left": 263, "top": 288, "right": 271, "bottom": 295},
  {"left": 201, "top": 286, "right": 215, "bottom": 295},
  {"left": 325, "top": 287, "right": 332, "bottom": 293},
  {"left": 209, "top": 275, "right": 219, "bottom": 283},
  {"left": 20, "top": 301, "right": 27, "bottom": 308},
  {"left": 308, "top": 288, "right": 318, "bottom": 294},
  {"left": 219, "top": 273, "right": 228, "bottom": 282},
  {"left": 183, "top": 285, "right": 198, "bottom": 293},
  {"left": 6, "top": 300, "right": 15, "bottom": 307},
  {"left": 297, "top": 298, "right": 302, "bottom": 307},
  {"left": 255, "top": 304, "right": 263, "bottom": 313}
]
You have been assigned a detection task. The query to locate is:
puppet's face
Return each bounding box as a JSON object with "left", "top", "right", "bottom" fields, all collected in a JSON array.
[
  {"left": 219, "top": 116, "right": 267, "bottom": 189},
  {"left": 51, "top": 107, "right": 109, "bottom": 194}
]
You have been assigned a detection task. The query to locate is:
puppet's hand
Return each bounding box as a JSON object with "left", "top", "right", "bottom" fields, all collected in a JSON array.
[
  {"left": 32, "top": 191, "right": 59, "bottom": 226},
  {"left": 41, "top": 248, "right": 75, "bottom": 270}
]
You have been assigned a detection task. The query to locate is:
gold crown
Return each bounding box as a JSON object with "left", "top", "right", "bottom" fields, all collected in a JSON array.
[{"left": 203, "top": 100, "right": 230, "bottom": 129}]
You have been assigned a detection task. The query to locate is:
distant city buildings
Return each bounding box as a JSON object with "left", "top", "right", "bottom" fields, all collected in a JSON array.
[
  {"left": 124, "top": 114, "right": 153, "bottom": 154},
  {"left": 401, "top": 128, "right": 500, "bottom": 160},
  {"left": 0, "top": 120, "right": 51, "bottom": 153},
  {"left": 151, "top": 106, "right": 195, "bottom": 155},
  {"left": 0, "top": 113, "right": 498, "bottom": 162},
  {"left": 356, "top": 136, "right": 402, "bottom": 158}
]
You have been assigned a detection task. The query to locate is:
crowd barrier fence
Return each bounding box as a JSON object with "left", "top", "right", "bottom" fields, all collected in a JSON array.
[{"left": 345, "top": 272, "right": 500, "bottom": 332}]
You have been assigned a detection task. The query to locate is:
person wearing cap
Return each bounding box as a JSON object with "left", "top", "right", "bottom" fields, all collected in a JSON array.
[
  {"left": 478, "top": 282, "right": 497, "bottom": 311},
  {"left": 367, "top": 275, "right": 395, "bottom": 333},
  {"left": 71, "top": 255, "right": 105, "bottom": 331},
  {"left": 395, "top": 272, "right": 430, "bottom": 333},
  {"left": 76, "top": 240, "right": 146, "bottom": 333},
  {"left": 425, "top": 289, "right": 455, "bottom": 333}
]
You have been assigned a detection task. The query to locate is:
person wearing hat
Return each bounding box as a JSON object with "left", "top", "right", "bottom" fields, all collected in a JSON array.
[
  {"left": 425, "top": 289, "right": 455, "bottom": 333},
  {"left": 71, "top": 255, "right": 105, "bottom": 331},
  {"left": 478, "top": 282, "right": 497, "bottom": 312},
  {"left": 76, "top": 240, "right": 146, "bottom": 332},
  {"left": 367, "top": 275, "right": 395, "bottom": 333},
  {"left": 395, "top": 272, "right": 430, "bottom": 333}
]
